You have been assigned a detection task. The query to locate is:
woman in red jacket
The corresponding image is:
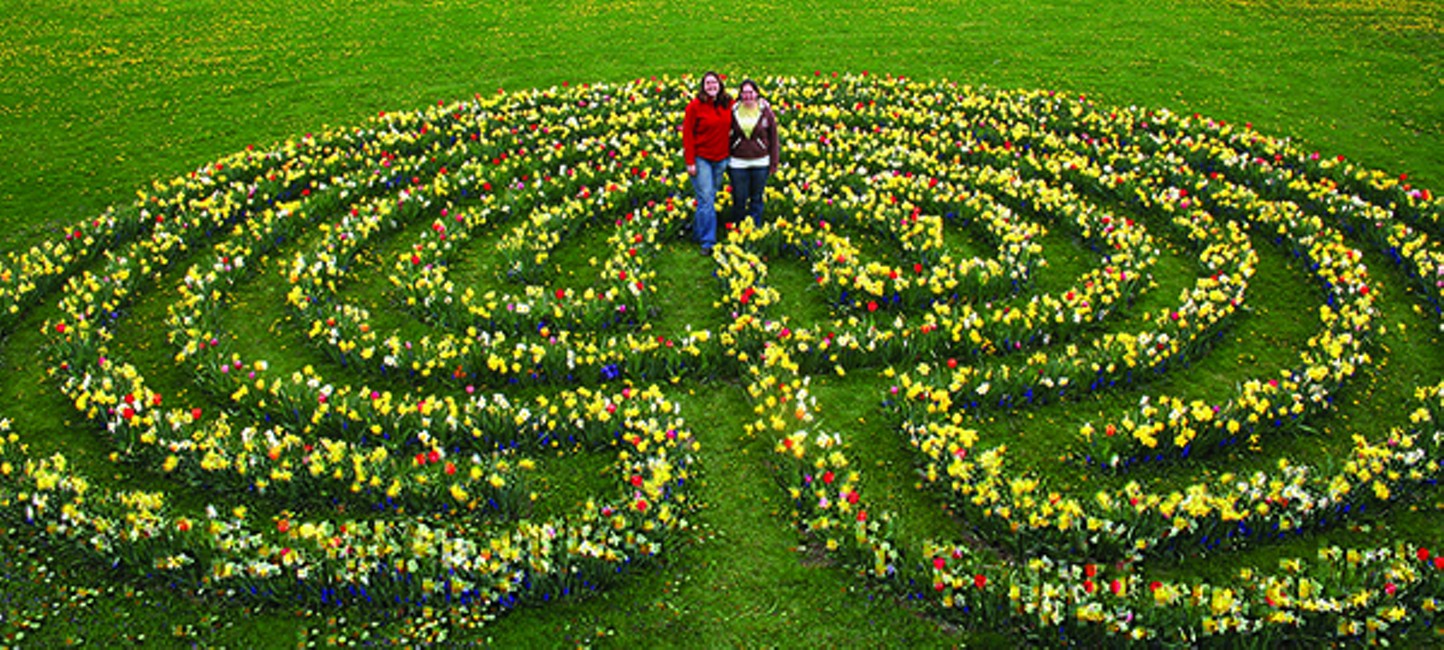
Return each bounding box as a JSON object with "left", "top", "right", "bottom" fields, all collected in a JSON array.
[{"left": 682, "top": 71, "right": 732, "bottom": 255}]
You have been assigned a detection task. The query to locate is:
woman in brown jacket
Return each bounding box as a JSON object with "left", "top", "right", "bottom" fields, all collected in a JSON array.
[{"left": 727, "top": 79, "right": 780, "bottom": 228}]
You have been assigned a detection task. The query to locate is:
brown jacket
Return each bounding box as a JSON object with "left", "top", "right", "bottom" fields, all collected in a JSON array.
[{"left": 731, "top": 103, "right": 780, "bottom": 172}]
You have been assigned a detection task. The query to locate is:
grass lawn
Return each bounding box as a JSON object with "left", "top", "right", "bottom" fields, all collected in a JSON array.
[{"left": 0, "top": 0, "right": 1441, "bottom": 647}]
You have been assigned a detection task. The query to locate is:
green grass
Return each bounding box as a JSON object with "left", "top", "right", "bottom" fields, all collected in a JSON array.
[{"left": 1, "top": 0, "right": 1441, "bottom": 647}]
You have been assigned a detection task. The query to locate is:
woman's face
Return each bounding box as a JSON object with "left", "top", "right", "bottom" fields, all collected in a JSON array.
[
  {"left": 739, "top": 85, "right": 758, "bottom": 103},
  {"left": 703, "top": 75, "right": 720, "bottom": 98}
]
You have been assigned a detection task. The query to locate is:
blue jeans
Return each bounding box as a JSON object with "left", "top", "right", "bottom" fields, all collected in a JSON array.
[
  {"left": 729, "top": 166, "right": 769, "bottom": 226},
  {"left": 692, "top": 157, "right": 728, "bottom": 248}
]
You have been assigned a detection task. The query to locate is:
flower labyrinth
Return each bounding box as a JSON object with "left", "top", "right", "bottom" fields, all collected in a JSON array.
[{"left": 1, "top": 73, "right": 1441, "bottom": 644}]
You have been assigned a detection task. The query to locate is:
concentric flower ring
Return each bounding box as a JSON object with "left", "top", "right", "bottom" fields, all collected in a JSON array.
[{"left": 1, "top": 73, "right": 1441, "bottom": 644}]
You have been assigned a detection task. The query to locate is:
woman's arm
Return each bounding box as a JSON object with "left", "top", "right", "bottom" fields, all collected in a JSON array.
[{"left": 766, "top": 106, "right": 781, "bottom": 174}]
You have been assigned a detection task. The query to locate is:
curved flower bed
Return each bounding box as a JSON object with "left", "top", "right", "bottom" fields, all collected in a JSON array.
[
  {"left": 9, "top": 82, "right": 701, "bottom": 620},
  {"left": 0, "top": 73, "right": 1440, "bottom": 644},
  {"left": 749, "top": 76, "right": 1441, "bottom": 645}
]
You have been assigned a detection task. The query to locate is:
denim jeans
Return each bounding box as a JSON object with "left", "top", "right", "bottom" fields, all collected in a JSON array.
[
  {"left": 729, "top": 166, "right": 769, "bottom": 226},
  {"left": 692, "top": 157, "right": 728, "bottom": 248}
]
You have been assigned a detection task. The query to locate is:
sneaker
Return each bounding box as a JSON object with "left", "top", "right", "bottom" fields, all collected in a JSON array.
[{"left": 700, "top": 246, "right": 713, "bottom": 256}]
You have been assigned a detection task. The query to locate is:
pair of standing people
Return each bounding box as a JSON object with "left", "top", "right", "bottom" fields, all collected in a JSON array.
[{"left": 682, "top": 72, "right": 780, "bottom": 256}]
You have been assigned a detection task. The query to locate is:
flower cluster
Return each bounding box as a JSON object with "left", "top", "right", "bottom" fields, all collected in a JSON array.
[
  {"left": 728, "top": 74, "right": 1441, "bottom": 644},
  {"left": 7, "top": 79, "right": 709, "bottom": 622},
  {"left": 770, "top": 376, "right": 1443, "bottom": 644}
]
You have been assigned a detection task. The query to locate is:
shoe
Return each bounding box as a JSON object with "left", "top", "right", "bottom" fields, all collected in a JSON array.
[{"left": 700, "top": 246, "right": 713, "bottom": 256}]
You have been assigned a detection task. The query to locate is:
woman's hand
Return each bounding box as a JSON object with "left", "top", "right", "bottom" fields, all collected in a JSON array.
[{"left": 687, "top": 164, "right": 697, "bottom": 176}]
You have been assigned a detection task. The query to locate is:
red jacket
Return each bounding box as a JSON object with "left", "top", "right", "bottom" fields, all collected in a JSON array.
[{"left": 683, "top": 96, "right": 733, "bottom": 166}]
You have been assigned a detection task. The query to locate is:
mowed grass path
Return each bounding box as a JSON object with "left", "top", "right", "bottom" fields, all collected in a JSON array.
[{"left": 0, "top": 1, "right": 1441, "bottom": 647}]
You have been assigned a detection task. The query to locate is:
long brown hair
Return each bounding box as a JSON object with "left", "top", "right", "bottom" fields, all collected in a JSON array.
[{"left": 695, "top": 71, "right": 731, "bottom": 107}]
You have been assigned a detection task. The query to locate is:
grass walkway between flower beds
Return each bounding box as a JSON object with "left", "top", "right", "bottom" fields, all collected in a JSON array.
[{"left": 1, "top": 0, "right": 1441, "bottom": 647}]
